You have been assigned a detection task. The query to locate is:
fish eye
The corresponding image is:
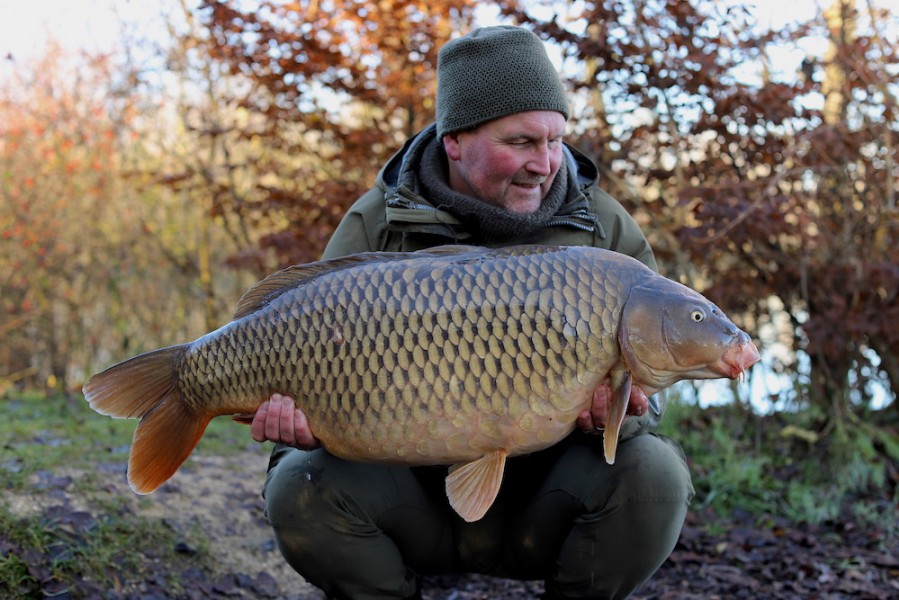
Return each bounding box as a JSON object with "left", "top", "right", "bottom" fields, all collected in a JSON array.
[{"left": 690, "top": 310, "right": 705, "bottom": 322}]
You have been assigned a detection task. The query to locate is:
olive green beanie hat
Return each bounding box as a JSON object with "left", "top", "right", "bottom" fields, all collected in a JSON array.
[{"left": 436, "top": 26, "right": 569, "bottom": 138}]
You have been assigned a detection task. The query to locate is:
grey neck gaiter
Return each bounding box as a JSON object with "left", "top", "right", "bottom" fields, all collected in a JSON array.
[{"left": 417, "top": 139, "right": 568, "bottom": 241}]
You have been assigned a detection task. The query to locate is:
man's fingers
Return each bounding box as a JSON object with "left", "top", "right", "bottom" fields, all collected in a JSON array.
[
  {"left": 627, "top": 386, "right": 650, "bottom": 417},
  {"left": 591, "top": 387, "right": 610, "bottom": 426},
  {"left": 580, "top": 378, "right": 653, "bottom": 437},
  {"left": 250, "top": 400, "right": 271, "bottom": 442},
  {"left": 273, "top": 395, "right": 296, "bottom": 446},
  {"left": 262, "top": 394, "right": 286, "bottom": 443},
  {"left": 294, "top": 408, "right": 321, "bottom": 449},
  {"left": 576, "top": 409, "right": 595, "bottom": 432}
]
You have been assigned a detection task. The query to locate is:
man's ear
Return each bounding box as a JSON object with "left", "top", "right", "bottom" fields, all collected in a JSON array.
[{"left": 443, "top": 132, "right": 462, "bottom": 161}]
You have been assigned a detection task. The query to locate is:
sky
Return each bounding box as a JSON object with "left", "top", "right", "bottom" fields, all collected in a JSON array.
[
  {"left": 3, "top": 0, "right": 896, "bottom": 88},
  {"left": 0, "top": 0, "right": 856, "bottom": 64},
  {"left": 0, "top": 0, "right": 173, "bottom": 61}
]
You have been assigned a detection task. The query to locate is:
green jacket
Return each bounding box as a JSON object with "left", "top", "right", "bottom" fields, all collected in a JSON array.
[{"left": 321, "top": 124, "right": 657, "bottom": 271}]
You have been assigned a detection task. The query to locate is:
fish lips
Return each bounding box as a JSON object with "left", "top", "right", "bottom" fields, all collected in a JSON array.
[{"left": 715, "top": 336, "right": 761, "bottom": 378}]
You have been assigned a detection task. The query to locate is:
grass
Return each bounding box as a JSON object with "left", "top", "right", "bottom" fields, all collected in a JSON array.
[
  {"left": 658, "top": 393, "right": 899, "bottom": 532},
  {"left": 0, "top": 390, "right": 258, "bottom": 598},
  {"left": 2, "top": 391, "right": 256, "bottom": 491},
  {"left": 0, "top": 499, "right": 193, "bottom": 597}
]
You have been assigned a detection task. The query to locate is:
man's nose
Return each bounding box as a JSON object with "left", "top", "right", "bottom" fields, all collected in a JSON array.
[{"left": 527, "top": 144, "right": 552, "bottom": 175}]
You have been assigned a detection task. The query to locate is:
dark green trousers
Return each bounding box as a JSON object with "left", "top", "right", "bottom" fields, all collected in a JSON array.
[{"left": 263, "top": 433, "right": 693, "bottom": 600}]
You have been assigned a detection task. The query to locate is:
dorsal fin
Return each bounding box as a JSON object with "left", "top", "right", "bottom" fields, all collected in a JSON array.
[
  {"left": 233, "top": 247, "right": 497, "bottom": 320},
  {"left": 422, "top": 244, "right": 485, "bottom": 255},
  {"left": 233, "top": 262, "right": 342, "bottom": 320},
  {"left": 232, "top": 245, "right": 499, "bottom": 320},
  {"left": 232, "top": 252, "right": 410, "bottom": 319},
  {"left": 425, "top": 244, "right": 564, "bottom": 261}
]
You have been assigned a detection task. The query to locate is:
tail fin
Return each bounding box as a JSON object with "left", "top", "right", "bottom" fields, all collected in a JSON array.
[{"left": 82, "top": 345, "right": 212, "bottom": 494}]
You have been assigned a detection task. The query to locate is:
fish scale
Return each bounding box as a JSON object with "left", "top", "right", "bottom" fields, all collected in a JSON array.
[{"left": 83, "top": 244, "right": 760, "bottom": 522}]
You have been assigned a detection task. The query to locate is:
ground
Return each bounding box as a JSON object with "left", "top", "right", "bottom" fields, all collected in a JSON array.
[{"left": 8, "top": 444, "right": 897, "bottom": 599}]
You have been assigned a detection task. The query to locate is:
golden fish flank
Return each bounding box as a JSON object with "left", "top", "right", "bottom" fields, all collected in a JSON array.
[{"left": 83, "top": 244, "right": 760, "bottom": 522}]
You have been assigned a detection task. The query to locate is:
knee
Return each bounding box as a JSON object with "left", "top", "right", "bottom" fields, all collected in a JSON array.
[
  {"left": 263, "top": 448, "right": 360, "bottom": 528},
  {"left": 614, "top": 433, "right": 694, "bottom": 506},
  {"left": 263, "top": 448, "right": 429, "bottom": 530},
  {"left": 547, "top": 435, "right": 694, "bottom": 597},
  {"left": 263, "top": 449, "right": 383, "bottom": 580},
  {"left": 556, "top": 433, "right": 695, "bottom": 561},
  {"left": 585, "top": 433, "right": 694, "bottom": 565},
  {"left": 613, "top": 434, "right": 694, "bottom": 549},
  {"left": 562, "top": 433, "right": 694, "bottom": 510}
]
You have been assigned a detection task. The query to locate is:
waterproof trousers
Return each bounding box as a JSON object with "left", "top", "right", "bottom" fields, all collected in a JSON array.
[{"left": 263, "top": 433, "right": 693, "bottom": 600}]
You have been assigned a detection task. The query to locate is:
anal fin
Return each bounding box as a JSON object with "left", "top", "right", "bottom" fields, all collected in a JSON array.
[{"left": 445, "top": 449, "right": 507, "bottom": 522}]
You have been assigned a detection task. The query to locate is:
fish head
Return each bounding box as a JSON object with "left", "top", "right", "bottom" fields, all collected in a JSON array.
[{"left": 618, "top": 277, "right": 760, "bottom": 394}]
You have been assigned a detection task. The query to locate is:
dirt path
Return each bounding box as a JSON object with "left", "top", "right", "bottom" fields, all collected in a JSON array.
[{"left": 11, "top": 445, "right": 898, "bottom": 599}]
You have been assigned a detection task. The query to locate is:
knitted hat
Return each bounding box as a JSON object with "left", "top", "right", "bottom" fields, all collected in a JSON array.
[{"left": 436, "top": 26, "right": 569, "bottom": 138}]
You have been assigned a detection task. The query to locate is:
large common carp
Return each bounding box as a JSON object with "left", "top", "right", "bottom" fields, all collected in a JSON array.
[{"left": 83, "top": 244, "right": 759, "bottom": 521}]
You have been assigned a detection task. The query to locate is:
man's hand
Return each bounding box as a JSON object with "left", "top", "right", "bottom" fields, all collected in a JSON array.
[
  {"left": 250, "top": 393, "right": 322, "bottom": 450},
  {"left": 576, "top": 379, "right": 650, "bottom": 434}
]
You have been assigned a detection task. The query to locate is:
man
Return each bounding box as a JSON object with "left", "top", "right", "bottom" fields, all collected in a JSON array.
[{"left": 251, "top": 26, "right": 693, "bottom": 600}]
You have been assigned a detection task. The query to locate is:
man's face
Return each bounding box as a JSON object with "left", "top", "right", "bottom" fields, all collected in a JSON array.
[{"left": 443, "top": 111, "right": 567, "bottom": 214}]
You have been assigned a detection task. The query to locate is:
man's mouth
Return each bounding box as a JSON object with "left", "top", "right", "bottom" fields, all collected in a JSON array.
[{"left": 512, "top": 179, "right": 544, "bottom": 188}]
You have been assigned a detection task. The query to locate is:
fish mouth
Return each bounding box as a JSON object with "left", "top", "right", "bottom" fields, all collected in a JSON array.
[{"left": 716, "top": 339, "right": 761, "bottom": 379}]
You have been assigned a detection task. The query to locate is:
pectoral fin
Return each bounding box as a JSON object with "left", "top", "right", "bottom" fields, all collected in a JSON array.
[
  {"left": 445, "top": 449, "right": 507, "bottom": 522},
  {"left": 604, "top": 368, "right": 632, "bottom": 465}
]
